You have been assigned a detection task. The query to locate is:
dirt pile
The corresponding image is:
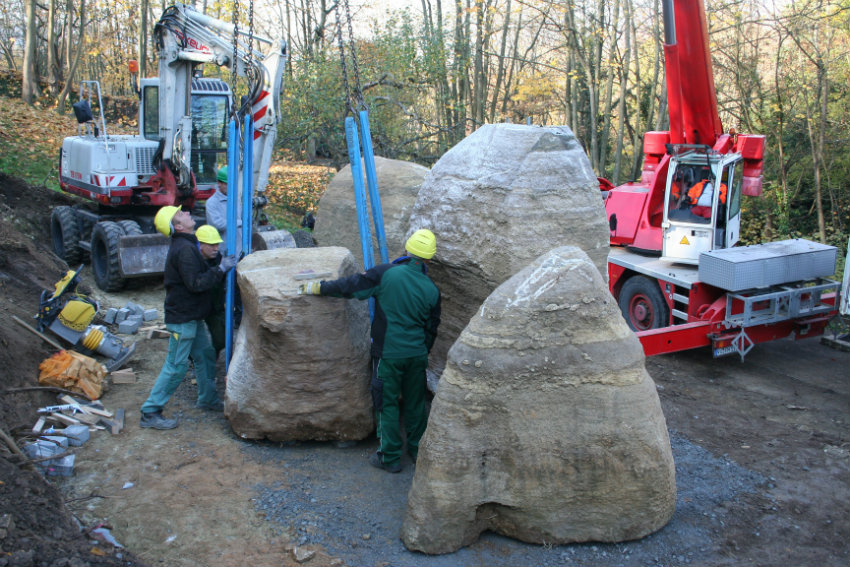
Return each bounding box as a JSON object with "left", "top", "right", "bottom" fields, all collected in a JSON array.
[{"left": 0, "top": 174, "right": 145, "bottom": 566}]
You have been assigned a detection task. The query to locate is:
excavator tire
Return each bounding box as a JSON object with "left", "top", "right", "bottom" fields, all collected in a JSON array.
[
  {"left": 116, "top": 219, "right": 144, "bottom": 237},
  {"left": 51, "top": 206, "right": 84, "bottom": 265},
  {"left": 618, "top": 275, "right": 669, "bottom": 332},
  {"left": 90, "top": 221, "right": 126, "bottom": 292},
  {"left": 293, "top": 229, "right": 317, "bottom": 248}
]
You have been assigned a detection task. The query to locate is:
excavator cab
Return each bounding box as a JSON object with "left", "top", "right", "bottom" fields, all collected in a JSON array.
[
  {"left": 661, "top": 145, "right": 743, "bottom": 264},
  {"left": 138, "top": 77, "right": 231, "bottom": 193}
]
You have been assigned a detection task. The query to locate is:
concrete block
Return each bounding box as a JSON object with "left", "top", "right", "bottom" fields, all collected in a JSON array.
[
  {"left": 23, "top": 440, "right": 63, "bottom": 460},
  {"left": 115, "top": 308, "right": 130, "bottom": 324},
  {"left": 45, "top": 454, "right": 75, "bottom": 477},
  {"left": 118, "top": 318, "right": 142, "bottom": 334},
  {"left": 126, "top": 302, "right": 145, "bottom": 317},
  {"left": 42, "top": 435, "right": 69, "bottom": 449},
  {"left": 104, "top": 308, "right": 118, "bottom": 325},
  {"left": 62, "top": 424, "right": 90, "bottom": 446},
  {"left": 143, "top": 308, "right": 158, "bottom": 321}
]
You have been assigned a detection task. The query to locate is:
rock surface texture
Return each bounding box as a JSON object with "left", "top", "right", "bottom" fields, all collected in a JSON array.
[
  {"left": 406, "top": 124, "right": 609, "bottom": 382},
  {"left": 225, "top": 247, "right": 373, "bottom": 441},
  {"left": 313, "top": 156, "right": 429, "bottom": 268},
  {"left": 401, "top": 246, "right": 676, "bottom": 554}
]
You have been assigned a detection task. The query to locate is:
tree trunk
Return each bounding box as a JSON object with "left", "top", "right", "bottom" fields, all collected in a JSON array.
[
  {"left": 612, "top": 0, "right": 632, "bottom": 185},
  {"left": 811, "top": 57, "right": 827, "bottom": 243},
  {"left": 56, "top": 0, "right": 86, "bottom": 114},
  {"left": 488, "top": 0, "right": 511, "bottom": 122},
  {"left": 47, "top": 0, "right": 59, "bottom": 96},
  {"left": 139, "top": 0, "right": 148, "bottom": 79},
  {"left": 471, "top": 0, "right": 485, "bottom": 127},
  {"left": 22, "top": 0, "right": 40, "bottom": 105},
  {"left": 597, "top": 0, "right": 620, "bottom": 175}
]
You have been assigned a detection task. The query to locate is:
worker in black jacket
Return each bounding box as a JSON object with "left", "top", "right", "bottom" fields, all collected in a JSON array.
[
  {"left": 299, "top": 229, "right": 441, "bottom": 473},
  {"left": 139, "top": 206, "right": 237, "bottom": 430}
]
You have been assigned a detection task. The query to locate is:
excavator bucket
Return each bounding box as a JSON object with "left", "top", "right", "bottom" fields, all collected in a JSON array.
[
  {"left": 118, "top": 233, "right": 171, "bottom": 277},
  {"left": 252, "top": 229, "right": 297, "bottom": 251}
]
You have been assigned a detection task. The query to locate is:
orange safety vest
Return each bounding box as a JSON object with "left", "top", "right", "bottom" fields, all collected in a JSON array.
[{"left": 687, "top": 180, "right": 727, "bottom": 205}]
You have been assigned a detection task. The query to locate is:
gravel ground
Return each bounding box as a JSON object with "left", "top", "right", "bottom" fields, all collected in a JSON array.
[{"left": 247, "top": 429, "right": 766, "bottom": 567}]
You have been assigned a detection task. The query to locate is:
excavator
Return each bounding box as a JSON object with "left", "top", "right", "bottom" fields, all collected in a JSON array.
[
  {"left": 602, "top": 0, "right": 841, "bottom": 359},
  {"left": 52, "top": 2, "right": 289, "bottom": 291}
]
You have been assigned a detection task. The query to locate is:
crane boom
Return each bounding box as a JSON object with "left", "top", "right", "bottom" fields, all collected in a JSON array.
[{"left": 663, "top": 0, "right": 722, "bottom": 147}]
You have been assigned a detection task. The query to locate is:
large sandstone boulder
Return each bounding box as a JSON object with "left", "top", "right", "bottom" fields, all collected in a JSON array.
[
  {"left": 225, "top": 247, "right": 373, "bottom": 441},
  {"left": 406, "top": 124, "right": 609, "bottom": 382},
  {"left": 401, "top": 246, "right": 675, "bottom": 554},
  {"left": 313, "top": 156, "right": 429, "bottom": 268}
]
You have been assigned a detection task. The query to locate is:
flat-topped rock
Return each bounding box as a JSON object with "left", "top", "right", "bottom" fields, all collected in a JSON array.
[{"left": 225, "top": 247, "right": 373, "bottom": 441}]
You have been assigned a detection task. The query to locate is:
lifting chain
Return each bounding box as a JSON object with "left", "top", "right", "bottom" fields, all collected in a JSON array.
[
  {"left": 333, "top": 0, "right": 365, "bottom": 115},
  {"left": 231, "top": 0, "right": 240, "bottom": 120},
  {"left": 248, "top": 0, "right": 254, "bottom": 73},
  {"left": 342, "top": 0, "right": 363, "bottom": 109}
]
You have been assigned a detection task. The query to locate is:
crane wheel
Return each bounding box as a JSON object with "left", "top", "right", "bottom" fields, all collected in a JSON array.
[
  {"left": 51, "top": 206, "right": 84, "bottom": 265},
  {"left": 91, "top": 221, "right": 126, "bottom": 292},
  {"left": 618, "top": 275, "right": 670, "bottom": 332}
]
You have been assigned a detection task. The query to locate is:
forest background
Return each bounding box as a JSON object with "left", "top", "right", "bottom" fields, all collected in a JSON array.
[{"left": 2, "top": 0, "right": 848, "bottom": 262}]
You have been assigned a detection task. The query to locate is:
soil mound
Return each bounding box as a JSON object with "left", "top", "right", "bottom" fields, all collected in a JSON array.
[{"left": 0, "top": 174, "right": 145, "bottom": 566}]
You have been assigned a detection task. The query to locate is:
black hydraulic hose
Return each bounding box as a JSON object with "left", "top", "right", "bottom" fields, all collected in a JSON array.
[{"left": 662, "top": 0, "right": 675, "bottom": 46}]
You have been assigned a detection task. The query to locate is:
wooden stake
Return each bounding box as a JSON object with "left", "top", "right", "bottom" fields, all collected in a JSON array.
[{"left": 12, "top": 315, "right": 64, "bottom": 350}]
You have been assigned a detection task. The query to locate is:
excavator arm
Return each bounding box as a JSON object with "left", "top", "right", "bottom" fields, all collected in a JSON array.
[{"left": 152, "top": 3, "right": 287, "bottom": 202}]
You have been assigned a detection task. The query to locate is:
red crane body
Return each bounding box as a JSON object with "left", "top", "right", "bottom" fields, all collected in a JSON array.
[{"left": 601, "top": 0, "right": 837, "bottom": 359}]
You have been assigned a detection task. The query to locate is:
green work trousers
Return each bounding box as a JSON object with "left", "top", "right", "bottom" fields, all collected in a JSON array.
[
  {"left": 141, "top": 320, "right": 219, "bottom": 414},
  {"left": 375, "top": 355, "right": 429, "bottom": 467}
]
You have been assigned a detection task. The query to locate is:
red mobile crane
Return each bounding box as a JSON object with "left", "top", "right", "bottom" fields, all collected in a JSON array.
[{"left": 603, "top": 0, "right": 840, "bottom": 359}]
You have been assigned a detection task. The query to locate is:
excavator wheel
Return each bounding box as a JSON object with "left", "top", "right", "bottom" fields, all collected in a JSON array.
[
  {"left": 51, "top": 206, "right": 84, "bottom": 265},
  {"left": 90, "top": 221, "right": 126, "bottom": 292},
  {"left": 618, "top": 275, "right": 669, "bottom": 332},
  {"left": 116, "top": 219, "right": 144, "bottom": 237}
]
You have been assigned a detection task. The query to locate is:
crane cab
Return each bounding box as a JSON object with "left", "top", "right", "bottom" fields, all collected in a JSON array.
[{"left": 661, "top": 145, "right": 743, "bottom": 264}]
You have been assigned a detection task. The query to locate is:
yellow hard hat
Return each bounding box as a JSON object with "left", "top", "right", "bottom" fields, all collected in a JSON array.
[
  {"left": 154, "top": 206, "right": 180, "bottom": 237},
  {"left": 196, "top": 224, "right": 223, "bottom": 245},
  {"left": 405, "top": 229, "right": 437, "bottom": 260}
]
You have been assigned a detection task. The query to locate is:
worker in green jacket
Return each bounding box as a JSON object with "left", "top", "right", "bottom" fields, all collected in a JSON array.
[{"left": 299, "top": 229, "right": 442, "bottom": 473}]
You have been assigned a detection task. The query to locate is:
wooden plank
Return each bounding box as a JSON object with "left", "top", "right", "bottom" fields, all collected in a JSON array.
[
  {"left": 49, "top": 412, "right": 81, "bottom": 426},
  {"left": 32, "top": 416, "right": 46, "bottom": 434},
  {"left": 101, "top": 408, "right": 125, "bottom": 435},
  {"left": 147, "top": 329, "right": 171, "bottom": 339},
  {"left": 69, "top": 411, "right": 101, "bottom": 425},
  {"left": 110, "top": 369, "right": 137, "bottom": 384},
  {"left": 58, "top": 394, "right": 113, "bottom": 418}
]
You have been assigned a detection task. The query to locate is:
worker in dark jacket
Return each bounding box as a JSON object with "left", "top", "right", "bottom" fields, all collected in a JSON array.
[
  {"left": 299, "top": 229, "right": 441, "bottom": 473},
  {"left": 196, "top": 224, "right": 226, "bottom": 360},
  {"left": 139, "top": 206, "right": 237, "bottom": 430}
]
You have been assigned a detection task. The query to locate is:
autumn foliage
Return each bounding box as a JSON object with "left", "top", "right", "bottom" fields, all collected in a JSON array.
[{"left": 265, "top": 151, "right": 335, "bottom": 216}]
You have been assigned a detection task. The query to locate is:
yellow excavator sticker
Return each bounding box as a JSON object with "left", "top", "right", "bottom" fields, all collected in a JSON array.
[{"left": 680, "top": 235, "right": 690, "bottom": 245}]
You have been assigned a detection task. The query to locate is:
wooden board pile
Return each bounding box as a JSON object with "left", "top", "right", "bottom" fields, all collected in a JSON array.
[{"left": 32, "top": 394, "right": 125, "bottom": 436}]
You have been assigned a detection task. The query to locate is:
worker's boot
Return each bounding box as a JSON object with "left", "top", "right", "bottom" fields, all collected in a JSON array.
[
  {"left": 140, "top": 411, "right": 178, "bottom": 430},
  {"left": 369, "top": 451, "right": 402, "bottom": 473}
]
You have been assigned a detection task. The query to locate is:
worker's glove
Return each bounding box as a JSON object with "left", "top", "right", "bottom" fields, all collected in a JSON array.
[
  {"left": 219, "top": 255, "right": 238, "bottom": 272},
  {"left": 298, "top": 281, "right": 322, "bottom": 295}
]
